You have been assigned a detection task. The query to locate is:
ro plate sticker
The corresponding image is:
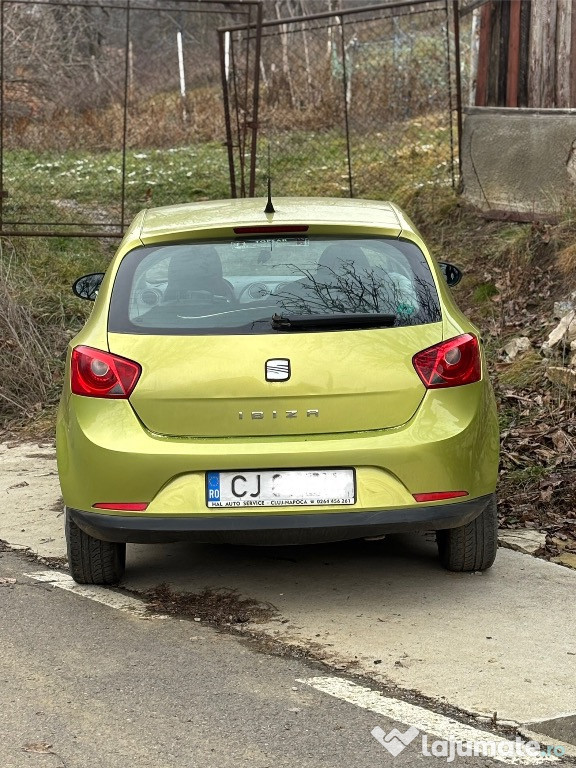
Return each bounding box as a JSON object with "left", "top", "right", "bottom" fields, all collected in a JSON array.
[{"left": 206, "top": 471, "right": 221, "bottom": 503}]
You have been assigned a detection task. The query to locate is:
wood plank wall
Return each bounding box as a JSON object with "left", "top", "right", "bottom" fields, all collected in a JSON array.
[{"left": 473, "top": 0, "right": 576, "bottom": 107}]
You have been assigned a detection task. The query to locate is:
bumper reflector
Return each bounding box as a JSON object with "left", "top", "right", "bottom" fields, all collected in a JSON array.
[
  {"left": 412, "top": 491, "right": 469, "bottom": 503},
  {"left": 93, "top": 503, "right": 149, "bottom": 511}
]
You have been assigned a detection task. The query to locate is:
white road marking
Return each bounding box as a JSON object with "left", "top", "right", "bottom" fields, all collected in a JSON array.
[
  {"left": 298, "top": 677, "right": 557, "bottom": 765},
  {"left": 25, "top": 570, "right": 153, "bottom": 617}
]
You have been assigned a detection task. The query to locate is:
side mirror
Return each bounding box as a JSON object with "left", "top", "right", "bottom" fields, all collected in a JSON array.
[
  {"left": 438, "top": 262, "right": 462, "bottom": 287},
  {"left": 73, "top": 273, "right": 104, "bottom": 301}
]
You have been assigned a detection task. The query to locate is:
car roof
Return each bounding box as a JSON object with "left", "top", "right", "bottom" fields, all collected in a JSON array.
[{"left": 125, "top": 197, "right": 422, "bottom": 249}]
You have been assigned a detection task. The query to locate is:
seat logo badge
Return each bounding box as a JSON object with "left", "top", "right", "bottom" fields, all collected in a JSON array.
[{"left": 265, "top": 358, "right": 291, "bottom": 382}]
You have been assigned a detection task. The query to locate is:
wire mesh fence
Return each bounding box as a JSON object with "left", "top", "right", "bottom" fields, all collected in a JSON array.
[
  {"left": 225, "top": 0, "right": 459, "bottom": 202},
  {"left": 0, "top": 0, "right": 460, "bottom": 237},
  {"left": 0, "top": 0, "right": 261, "bottom": 236}
]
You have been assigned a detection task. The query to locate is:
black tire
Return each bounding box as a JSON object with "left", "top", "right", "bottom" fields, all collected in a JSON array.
[
  {"left": 66, "top": 509, "right": 126, "bottom": 585},
  {"left": 436, "top": 494, "right": 498, "bottom": 572}
]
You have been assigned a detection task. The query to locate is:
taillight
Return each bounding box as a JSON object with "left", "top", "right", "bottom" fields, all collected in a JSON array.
[
  {"left": 71, "top": 346, "right": 141, "bottom": 398},
  {"left": 412, "top": 334, "right": 481, "bottom": 389}
]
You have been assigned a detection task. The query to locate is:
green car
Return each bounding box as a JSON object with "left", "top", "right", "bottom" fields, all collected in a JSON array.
[{"left": 57, "top": 197, "right": 499, "bottom": 585}]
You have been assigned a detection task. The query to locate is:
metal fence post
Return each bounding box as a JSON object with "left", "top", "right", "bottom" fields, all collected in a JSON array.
[
  {"left": 338, "top": 13, "right": 354, "bottom": 199},
  {"left": 248, "top": 1, "right": 263, "bottom": 198},
  {"left": 120, "top": 0, "right": 131, "bottom": 233},
  {"left": 453, "top": 0, "right": 463, "bottom": 191},
  {"left": 219, "top": 28, "right": 236, "bottom": 198}
]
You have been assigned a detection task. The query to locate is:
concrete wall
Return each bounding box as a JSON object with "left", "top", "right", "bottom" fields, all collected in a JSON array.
[{"left": 461, "top": 108, "right": 576, "bottom": 215}]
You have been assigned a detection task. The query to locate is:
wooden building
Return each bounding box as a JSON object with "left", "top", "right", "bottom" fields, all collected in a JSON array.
[{"left": 471, "top": 0, "right": 576, "bottom": 108}]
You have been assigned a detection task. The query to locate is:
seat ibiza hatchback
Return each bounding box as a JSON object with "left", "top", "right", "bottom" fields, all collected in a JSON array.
[{"left": 57, "top": 197, "right": 499, "bottom": 584}]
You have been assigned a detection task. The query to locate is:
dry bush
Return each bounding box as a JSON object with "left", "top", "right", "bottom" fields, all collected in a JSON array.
[
  {"left": 0, "top": 249, "right": 66, "bottom": 421},
  {"left": 558, "top": 243, "right": 576, "bottom": 277},
  {"left": 6, "top": 86, "right": 228, "bottom": 152},
  {"left": 128, "top": 88, "right": 227, "bottom": 147}
]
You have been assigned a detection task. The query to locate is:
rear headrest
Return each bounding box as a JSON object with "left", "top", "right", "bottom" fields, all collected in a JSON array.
[
  {"left": 164, "top": 246, "right": 225, "bottom": 300},
  {"left": 167, "top": 247, "right": 223, "bottom": 284},
  {"left": 317, "top": 244, "right": 370, "bottom": 274}
]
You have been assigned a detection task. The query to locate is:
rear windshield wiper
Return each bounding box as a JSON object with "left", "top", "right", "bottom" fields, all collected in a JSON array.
[{"left": 271, "top": 312, "right": 397, "bottom": 330}]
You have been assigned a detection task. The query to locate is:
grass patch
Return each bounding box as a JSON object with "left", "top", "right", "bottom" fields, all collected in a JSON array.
[
  {"left": 498, "top": 352, "right": 545, "bottom": 390},
  {"left": 3, "top": 143, "right": 232, "bottom": 231},
  {"left": 4, "top": 117, "right": 454, "bottom": 234},
  {"left": 473, "top": 282, "right": 499, "bottom": 303},
  {"left": 505, "top": 464, "right": 549, "bottom": 489},
  {"left": 264, "top": 119, "right": 453, "bottom": 202}
]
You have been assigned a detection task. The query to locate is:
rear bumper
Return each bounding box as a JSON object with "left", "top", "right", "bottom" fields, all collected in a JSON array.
[
  {"left": 68, "top": 494, "right": 493, "bottom": 545},
  {"left": 57, "top": 379, "right": 499, "bottom": 520}
]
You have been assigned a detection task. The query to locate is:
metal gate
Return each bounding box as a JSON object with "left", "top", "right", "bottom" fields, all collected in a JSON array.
[
  {"left": 0, "top": 0, "right": 262, "bottom": 237},
  {"left": 222, "top": 0, "right": 461, "bottom": 201}
]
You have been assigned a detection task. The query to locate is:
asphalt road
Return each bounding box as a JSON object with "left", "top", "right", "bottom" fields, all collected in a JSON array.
[{"left": 0, "top": 547, "right": 542, "bottom": 768}]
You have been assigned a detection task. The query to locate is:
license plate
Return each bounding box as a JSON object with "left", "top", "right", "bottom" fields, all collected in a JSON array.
[{"left": 206, "top": 469, "right": 355, "bottom": 508}]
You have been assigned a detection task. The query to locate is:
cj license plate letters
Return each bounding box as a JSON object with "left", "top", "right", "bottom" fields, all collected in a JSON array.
[{"left": 206, "top": 469, "right": 355, "bottom": 508}]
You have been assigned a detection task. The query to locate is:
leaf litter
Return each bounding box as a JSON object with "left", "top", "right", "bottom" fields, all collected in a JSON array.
[
  {"left": 472, "top": 243, "right": 575, "bottom": 567},
  {"left": 417, "top": 205, "right": 576, "bottom": 569}
]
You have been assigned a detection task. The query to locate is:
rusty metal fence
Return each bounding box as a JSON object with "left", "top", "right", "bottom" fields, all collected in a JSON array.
[
  {"left": 223, "top": 0, "right": 461, "bottom": 202},
  {"left": 0, "top": 0, "right": 262, "bottom": 237}
]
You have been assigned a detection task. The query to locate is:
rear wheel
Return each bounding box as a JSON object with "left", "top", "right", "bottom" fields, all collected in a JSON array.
[
  {"left": 436, "top": 494, "right": 498, "bottom": 572},
  {"left": 66, "top": 509, "right": 126, "bottom": 585}
]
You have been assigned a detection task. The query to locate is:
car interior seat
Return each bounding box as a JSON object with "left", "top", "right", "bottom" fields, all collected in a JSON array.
[
  {"left": 316, "top": 243, "right": 370, "bottom": 284},
  {"left": 163, "top": 247, "right": 234, "bottom": 302}
]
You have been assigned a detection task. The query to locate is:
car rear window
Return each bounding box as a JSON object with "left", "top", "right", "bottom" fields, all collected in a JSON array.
[{"left": 108, "top": 236, "right": 441, "bottom": 335}]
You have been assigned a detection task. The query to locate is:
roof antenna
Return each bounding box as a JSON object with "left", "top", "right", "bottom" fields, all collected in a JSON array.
[{"left": 264, "top": 144, "right": 275, "bottom": 214}]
